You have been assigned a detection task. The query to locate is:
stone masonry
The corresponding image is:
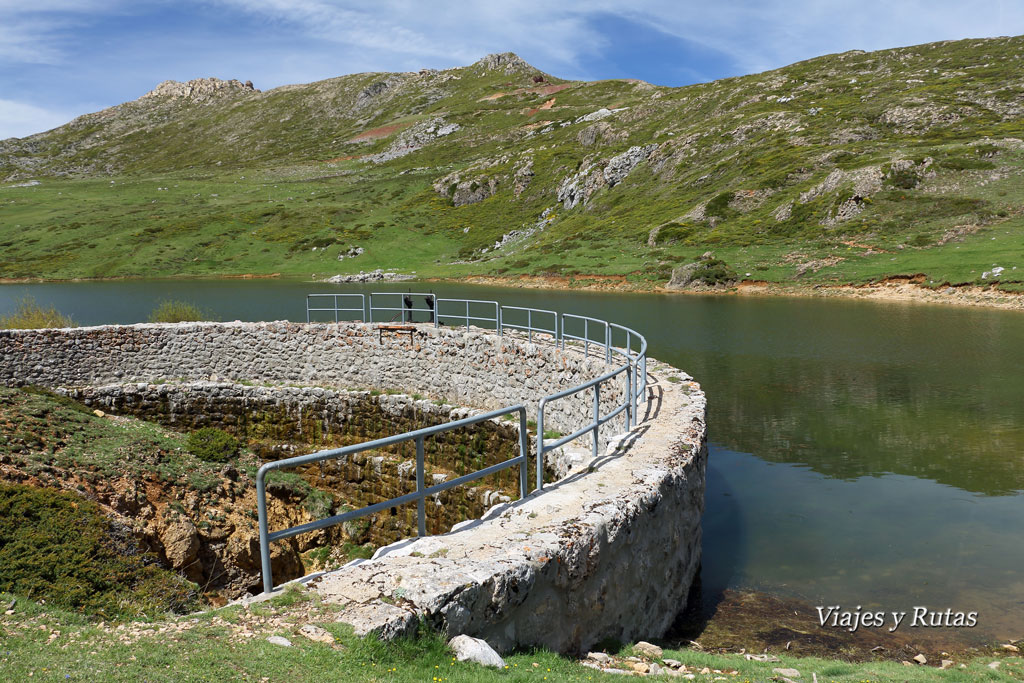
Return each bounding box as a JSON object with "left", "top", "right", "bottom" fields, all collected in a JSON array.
[{"left": 0, "top": 321, "right": 707, "bottom": 654}]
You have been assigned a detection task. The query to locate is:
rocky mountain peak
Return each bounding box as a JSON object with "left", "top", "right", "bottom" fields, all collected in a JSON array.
[
  {"left": 473, "top": 52, "right": 535, "bottom": 75},
  {"left": 141, "top": 77, "right": 258, "bottom": 101}
]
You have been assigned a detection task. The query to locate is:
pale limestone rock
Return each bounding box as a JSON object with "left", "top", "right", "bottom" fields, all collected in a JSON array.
[{"left": 449, "top": 634, "right": 505, "bottom": 668}]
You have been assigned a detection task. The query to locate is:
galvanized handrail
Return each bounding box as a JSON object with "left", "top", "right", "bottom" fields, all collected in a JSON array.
[
  {"left": 306, "top": 294, "right": 366, "bottom": 323},
  {"left": 256, "top": 293, "right": 650, "bottom": 594},
  {"left": 560, "top": 313, "right": 611, "bottom": 363},
  {"left": 434, "top": 298, "right": 500, "bottom": 332},
  {"left": 257, "top": 404, "right": 529, "bottom": 593},
  {"left": 499, "top": 305, "right": 557, "bottom": 343},
  {"left": 368, "top": 292, "right": 437, "bottom": 323},
  {"left": 534, "top": 363, "right": 631, "bottom": 491}
]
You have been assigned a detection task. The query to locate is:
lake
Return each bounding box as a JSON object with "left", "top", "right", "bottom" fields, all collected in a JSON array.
[{"left": 3, "top": 279, "right": 1022, "bottom": 642}]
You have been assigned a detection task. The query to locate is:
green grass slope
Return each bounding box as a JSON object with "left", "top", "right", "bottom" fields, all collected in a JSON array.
[{"left": 1, "top": 42, "right": 1023, "bottom": 289}]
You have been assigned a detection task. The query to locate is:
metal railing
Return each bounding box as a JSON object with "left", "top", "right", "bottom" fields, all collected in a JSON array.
[
  {"left": 368, "top": 292, "right": 437, "bottom": 323},
  {"left": 257, "top": 293, "right": 651, "bottom": 594},
  {"left": 535, "top": 363, "right": 631, "bottom": 491},
  {"left": 435, "top": 298, "right": 500, "bottom": 332},
  {"left": 499, "top": 305, "right": 557, "bottom": 343},
  {"left": 257, "top": 404, "right": 529, "bottom": 594},
  {"left": 561, "top": 313, "right": 611, "bottom": 362},
  {"left": 306, "top": 294, "right": 366, "bottom": 323}
]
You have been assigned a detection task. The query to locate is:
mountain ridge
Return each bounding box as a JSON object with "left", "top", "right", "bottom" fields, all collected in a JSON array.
[{"left": 0, "top": 40, "right": 1022, "bottom": 292}]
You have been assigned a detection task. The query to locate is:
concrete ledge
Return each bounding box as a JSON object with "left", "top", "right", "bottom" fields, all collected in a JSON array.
[{"left": 312, "top": 357, "right": 707, "bottom": 654}]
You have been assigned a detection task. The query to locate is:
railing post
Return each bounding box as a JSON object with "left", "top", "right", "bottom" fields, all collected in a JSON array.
[
  {"left": 536, "top": 403, "right": 545, "bottom": 491},
  {"left": 625, "top": 363, "right": 634, "bottom": 430},
  {"left": 592, "top": 382, "right": 600, "bottom": 459},
  {"left": 584, "top": 318, "right": 589, "bottom": 358},
  {"left": 416, "top": 436, "right": 426, "bottom": 537},
  {"left": 257, "top": 467, "right": 273, "bottom": 594},
  {"left": 518, "top": 408, "right": 529, "bottom": 498},
  {"left": 528, "top": 309, "right": 533, "bottom": 343},
  {"left": 334, "top": 295, "right": 339, "bottom": 323},
  {"left": 497, "top": 306, "right": 503, "bottom": 336},
  {"left": 605, "top": 325, "right": 612, "bottom": 364}
]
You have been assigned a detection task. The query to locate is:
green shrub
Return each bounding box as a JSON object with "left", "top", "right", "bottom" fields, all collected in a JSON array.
[
  {"left": 0, "top": 296, "right": 75, "bottom": 329},
  {"left": 885, "top": 168, "right": 920, "bottom": 189},
  {"left": 655, "top": 222, "right": 696, "bottom": 245},
  {"left": 692, "top": 258, "right": 738, "bottom": 286},
  {"left": 187, "top": 427, "right": 240, "bottom": 463},
  {"left": 148, "top": 299, "right": 207, "bottom": 323},
  {"left": 705, "top": 191, "right": 736, "bottom": 218},
  {"left": 0, "top": 483, "right": 199, "bottom": 619}
]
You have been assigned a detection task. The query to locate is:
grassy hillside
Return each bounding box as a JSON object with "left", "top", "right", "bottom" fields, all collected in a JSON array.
[{"left": 1, "top": 43, "right": 1023, "bottom": 290}]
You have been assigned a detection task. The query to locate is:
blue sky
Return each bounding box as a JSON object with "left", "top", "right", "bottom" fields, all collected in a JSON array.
[{"left": 1, "top": 0, "right": 1022, "bottom": 140}]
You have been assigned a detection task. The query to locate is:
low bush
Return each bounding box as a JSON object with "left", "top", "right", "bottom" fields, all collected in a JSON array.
[
  {"left": 148, "top": 299, "right": 207, "bottom": 323},
  {"left": 0, "top": 296, "right": 75, "bottom": 329},
  {"left": 187, "top": 427, "right": 240, "bottom": 463},
  {"left": 0, "top": 483, "right": 199, "bottom": 619}
]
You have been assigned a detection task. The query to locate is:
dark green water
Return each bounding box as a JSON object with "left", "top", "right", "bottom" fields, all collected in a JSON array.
[{"left": 3, "top": 280, "right": 1023, "bottom": 639}]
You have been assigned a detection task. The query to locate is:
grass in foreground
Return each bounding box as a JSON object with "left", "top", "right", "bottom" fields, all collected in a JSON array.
[{"left": 0, "top": 587, "right": 1021, "bottom": 682}]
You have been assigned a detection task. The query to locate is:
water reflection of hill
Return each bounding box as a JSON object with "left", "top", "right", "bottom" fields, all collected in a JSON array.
[{"left": 645, "top": 296, "right": 1024, "bottom": 498}]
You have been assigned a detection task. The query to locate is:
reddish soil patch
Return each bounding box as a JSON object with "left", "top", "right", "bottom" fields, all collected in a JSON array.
[
  {"left": 531, "top": 83, "right": 573, "bottom": 96},
  {"left": 479, "top": 82, "right": 575, "bottom": 103},
  {"left": 348, "top": 122, "right": 411, "bottom": 142}
]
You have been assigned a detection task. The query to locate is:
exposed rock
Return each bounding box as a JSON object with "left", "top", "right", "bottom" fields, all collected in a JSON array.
[
  {"left": 158, "top": 516, "right": 200, "bottom": 574},
  {"left": 322, "top": 269, "right": 414, "bottom": 283},
  {"left": 449, "top": 634, "right": 505, "bottom": 668},
  {"left": 587, "top": 652, "right": 612, "bottom": 664},
  {"left": 366, "top": 117, "right": 460, "bottom": 164},
  {"left": 577, "top": 122, "right": 625, "bottom": 147},
  {"left": 557, "top": 145, "right": 656, "bottom": 209},
  {"left": 604, "top": 145, "right": 658, "bottom": 187},
  {"left": 634, "top": 641, "right": 663, "bottom": 659},
  {"left": 913, "top": 653, "right": 928, "bottom": 665},
  {"left": 473, "top": 52, "right": 534, "bottom": 75},
  {"left": 298, "top": 624, "right": 335, "bottom": 644},
  {"left": 337, "top": 245, "right": 364, "bottom": 260},
  {"left": 799, "top": 167, "right": 882, "bottom": 204},
  {"left": 513, "top": 158, "right": 534, "bottom": 197},
  {"left": 141, "top": 78, "right": 257, "bottom": 101},
  {"left": 667, "top": 263, "right": 700, "bottom": 289},
  {"left": 266, "top": 635, "right": 292, "bottom": 647},
  {"left": 773, "top": 667, "right": 801, "bottom": 678}
]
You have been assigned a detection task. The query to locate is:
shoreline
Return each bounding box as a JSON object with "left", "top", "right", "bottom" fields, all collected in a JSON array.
[
  {"left": 2, "top": 271, "right": 1022, "bottom": 312},
  {"left": 454, "top": 273, "right": 1024, "bottom": 312}
]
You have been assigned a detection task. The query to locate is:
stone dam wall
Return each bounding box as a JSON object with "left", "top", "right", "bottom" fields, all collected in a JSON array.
[
  {"left": 0, "top": 321, "right": 707, "bottom": 655},
  {"left": 0, "top": 321, "right": 627, "bottom": 450}
]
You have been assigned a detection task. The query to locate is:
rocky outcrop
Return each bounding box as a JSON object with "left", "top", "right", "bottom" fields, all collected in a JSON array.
[
  {"left": 557, "top": 145, "right": 658, "bottom": 209},
  {"left": 473, "top": 52, "right": 536, "bottom": 75},
  {"left": 141, "top": 78, "right": 258, "bottom": 101},
  {"left": 367, "top": 117, "right": 460, "bottom": 163},
  {"left": 322, "top": 269, "right": 413, "bottom": 283}
]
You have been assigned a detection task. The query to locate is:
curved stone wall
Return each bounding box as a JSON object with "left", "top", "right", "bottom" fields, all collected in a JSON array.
[
  {"left": 0, "top": 321, "right": 707, "bottom": 655},
  {"left": 0, "top": 321, "right": 626, "bottom": 449}
]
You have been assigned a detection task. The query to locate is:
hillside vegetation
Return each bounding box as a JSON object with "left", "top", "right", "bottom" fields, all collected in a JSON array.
[{"left": 1, "top": 43, "right": 1023, "bottom": 291}]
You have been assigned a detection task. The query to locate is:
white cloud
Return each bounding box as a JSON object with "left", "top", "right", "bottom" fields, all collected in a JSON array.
[
  {"left": 0, "top": 99, "right": 74, "bottom": 139},
  {"left": 203, "top": 0, "right": 1024, "bottom": 84}
]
